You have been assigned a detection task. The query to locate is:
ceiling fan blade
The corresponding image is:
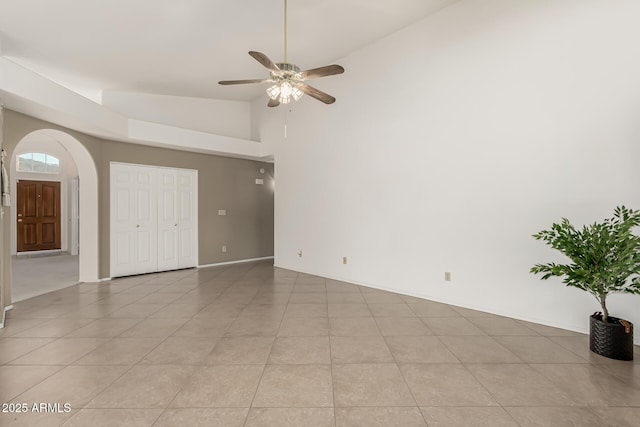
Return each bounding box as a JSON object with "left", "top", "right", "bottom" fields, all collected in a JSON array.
[
  {"left": 249, "top": 51, "right": 280, "bottom": 73},
  {"left": 299, "top": 84, "right": 336, "bottom": 104},
  {"left": 300, "top": 65, "right": 344, "bottom": 80},
  {"left": 218, "top": 79, "right": 271, "bottom": 85},
  {"left": 267, "top": 98, "right": 280, "bottom": 107}
]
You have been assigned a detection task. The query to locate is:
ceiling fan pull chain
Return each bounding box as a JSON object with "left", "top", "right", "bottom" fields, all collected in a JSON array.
[{"left": 284, "top": 108, "right": 287, "bottom": 139}]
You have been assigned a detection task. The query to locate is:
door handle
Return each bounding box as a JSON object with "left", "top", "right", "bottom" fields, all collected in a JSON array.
[
  {"left": 136, "top": 225, "right": 140, "bottom": 228},
  {"left": 17, "top": 219, "right": 22, "bottom": 222},
  {"left": 174, "top": 224, "right": 178, "bottom": 227}
]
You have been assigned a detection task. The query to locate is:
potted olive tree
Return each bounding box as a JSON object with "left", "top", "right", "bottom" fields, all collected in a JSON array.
[{"left": 531, "top": 206, "right": 640, "bottom": 361}]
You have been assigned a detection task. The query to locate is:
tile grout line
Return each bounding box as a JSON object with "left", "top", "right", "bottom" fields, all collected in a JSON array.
[
  {"left": 239, "top": 270, "right": 296, "bottom": 427},
  {"left": 372, "top": 306, "right": 427, "bottom": 425},
  {"left": 67, "top": 273, "right": 198, "bottom": 421},
  {"left": 158, "top": 271, "right": 250, "bottom": 426}
]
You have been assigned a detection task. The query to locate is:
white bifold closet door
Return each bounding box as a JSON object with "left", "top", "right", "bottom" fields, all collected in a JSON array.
[
  {"left": 157, "top": 168, "right": 179, "bottom": 271},
  {"left": 110, "top": 162, "right": 198, "bottom": 278},
  {"left": 177, "top": 170, "right": 198, "bottom": 268},
  {"left": 157, "top": 168, "right": 198, "bottom": 271}
]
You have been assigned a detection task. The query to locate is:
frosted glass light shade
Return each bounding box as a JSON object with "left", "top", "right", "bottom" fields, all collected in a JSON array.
[
  {"left": 292, "top": 86, "right": 303, "bottom": 101},
  {"left": 266, "top": 84, "right": 280, "bottom": 100},
  {"left": 266, "top": 81, "right": 304, "bottom": 104}
]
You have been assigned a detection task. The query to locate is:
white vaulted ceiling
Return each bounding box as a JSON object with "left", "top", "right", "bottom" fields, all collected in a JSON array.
[{"left": 0, "top": 0, "right": 459, "bottom": 157}]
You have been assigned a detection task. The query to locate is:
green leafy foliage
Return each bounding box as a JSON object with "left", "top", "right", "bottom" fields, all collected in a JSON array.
[{"left": 531, "top": 206, "right": 640, "bottom": 322}]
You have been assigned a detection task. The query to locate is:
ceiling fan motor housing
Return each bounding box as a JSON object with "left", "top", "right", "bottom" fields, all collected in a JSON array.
[{"left": 272, "top": 63, "right": 301, "bottom": 80}]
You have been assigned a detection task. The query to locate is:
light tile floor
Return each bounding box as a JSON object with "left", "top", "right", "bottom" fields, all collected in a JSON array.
[
  {"left": 0, "top": 260, "right": 638, "bottom": 426},
  {"left": 12, "top": 253, "right": 79, "bottom": 302}
]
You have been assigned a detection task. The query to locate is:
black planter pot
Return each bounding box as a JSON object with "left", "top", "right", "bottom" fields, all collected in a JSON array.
[{"left": 589, "top": 313, "right": 634, "bottom": 361}]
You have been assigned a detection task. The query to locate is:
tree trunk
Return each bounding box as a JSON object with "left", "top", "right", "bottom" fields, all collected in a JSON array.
[{"left": 599, "top": 293, "right": 609, "bottom": 323}]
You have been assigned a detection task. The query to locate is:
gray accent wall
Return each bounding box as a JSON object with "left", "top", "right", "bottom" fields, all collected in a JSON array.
[{"left": 1, "top": 110, "right": 274, "bottom": 287}]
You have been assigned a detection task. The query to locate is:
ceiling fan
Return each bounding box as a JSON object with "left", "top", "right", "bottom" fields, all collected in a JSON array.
[{"left": 218, "top": 0, "right": 344, "bottom": 107}]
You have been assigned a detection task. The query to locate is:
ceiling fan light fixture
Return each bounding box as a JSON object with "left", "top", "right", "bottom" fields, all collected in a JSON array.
[
  {"left": 292, "top": 85, "right": 303, "bottom": 101},
  {"left": 280, "top": 81, "right": 293, "bottom": 98},
  {"left": 266, "top": 84, "right": 281, "bottom": 100},
  {"left": 266, "top": 80, "right": 304, "bottom": 104}
]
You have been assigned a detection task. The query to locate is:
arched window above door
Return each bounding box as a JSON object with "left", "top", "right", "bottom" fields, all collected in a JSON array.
[{"left": 16, "top": 152, "right": 60, "bottom": 174}]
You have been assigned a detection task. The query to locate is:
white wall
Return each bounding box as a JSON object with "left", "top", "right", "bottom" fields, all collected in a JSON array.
[
  {"left": 257, "top": 0, "right": 640, "bottom": 341},
  {"left": 102, "top": 91, "right": 253, "bottom": 140},
  {"left": 10, "top": 134, "right": 78, "bottom": 255}
]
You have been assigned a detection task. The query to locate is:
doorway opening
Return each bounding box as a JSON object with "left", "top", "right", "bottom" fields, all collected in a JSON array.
[{"left": 10, "top": 130, "right": 98, "bottom": 302}]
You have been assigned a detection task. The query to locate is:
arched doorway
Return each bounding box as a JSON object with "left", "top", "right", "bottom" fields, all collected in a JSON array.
[{"left": 10, "top": 129, "right": 98, "bottom": 299}]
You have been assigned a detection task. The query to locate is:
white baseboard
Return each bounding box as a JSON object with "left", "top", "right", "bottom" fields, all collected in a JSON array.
[
  {"left": 198, "top": 256, "right": 274, "bottom": 269},
  {"left": 0, "top": 305, "right": 14, "bottom": 329},
  {"left": 16, "top": 249, "right": 64, "bottom": 257},
  {"left": 272, "top": 262, "right": 590, "bottom": 337}
]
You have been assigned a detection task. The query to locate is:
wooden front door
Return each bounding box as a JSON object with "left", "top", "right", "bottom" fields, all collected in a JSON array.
[{"left": 17, "top": 180, "right": 61, "bottom": 252}]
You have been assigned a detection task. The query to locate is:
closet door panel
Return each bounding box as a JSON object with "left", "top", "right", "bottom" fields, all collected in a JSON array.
[
  {"left": 132, "top": 166, "right": 158, "bottom": 275},
  {"left": 178, "top": 170, "right": 198, "bottom": 269},
  {"left": 114, "top": 232, "right": 133, "bottom": 275},
  {"left": 157, "top": 168, "right": 179, "bottom": 271},
  {"left": 110, "top": 166, "right": 137, "bottom": 277}
]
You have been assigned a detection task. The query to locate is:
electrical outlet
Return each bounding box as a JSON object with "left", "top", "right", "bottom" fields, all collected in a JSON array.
[
  {"left": 444, "top": 272, "right": 451, "bottom": 282},
  {"left": 297, "top": 250, "right": 302, "bottom": 258},
  {"left": 222, "top": 245, "right": 227, "bottom": 253},
  {"left": 343, "top": 256, "right": 348, "bottom": 265}
]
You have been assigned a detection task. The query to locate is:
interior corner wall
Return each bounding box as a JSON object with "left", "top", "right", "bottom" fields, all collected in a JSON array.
[
  {"left": 260, "top": 0, "right": 640, "bottom": 341},
  {"left": 2, "top": 110, "right": 274, "bottom": 285}
]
